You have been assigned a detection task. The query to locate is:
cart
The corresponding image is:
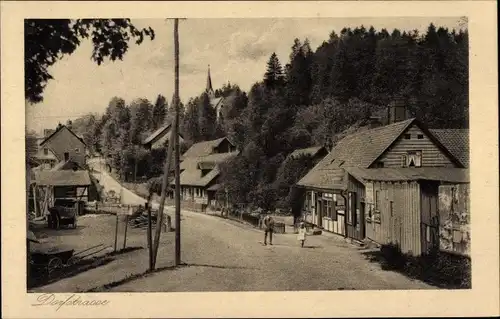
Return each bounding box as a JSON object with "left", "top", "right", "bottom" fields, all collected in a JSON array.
[{"left": 29, "top": 244, "right": 110, "bottom": 278}]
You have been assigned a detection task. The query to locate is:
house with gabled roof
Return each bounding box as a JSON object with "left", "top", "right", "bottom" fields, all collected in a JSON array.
[
  {"left": 181, "top": 136, "right": 237, "bottom": 159},
  {"left": 287, "top": 146, "right": 329, "bottom": 162},
  {"left": 142, "top": 123, "right": 185, "bottom": 150},
  {"left": 169, "top": 137, "right": 238, "bottom": 211},
  {"left": 296, "top": 107, "right": 469, "bottom": 256},
  {"left": 38, "top": 125, "right": 87, "bottom": 167}
]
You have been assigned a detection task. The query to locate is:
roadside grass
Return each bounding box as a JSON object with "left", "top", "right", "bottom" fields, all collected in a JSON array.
[
  {"left": 28, "top": 247, "right": 144, "bottom": 290},
  {"left": 363, "top": 244, "right": 471, "bottom": 289}
]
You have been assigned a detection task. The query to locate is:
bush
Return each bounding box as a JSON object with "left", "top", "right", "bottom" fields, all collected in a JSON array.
[{"left": 378, "top": 244, "right": 471, "bottom": 289}]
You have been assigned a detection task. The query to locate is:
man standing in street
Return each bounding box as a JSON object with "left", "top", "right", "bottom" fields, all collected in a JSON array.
[{"left": 262, "top": 213, "right": 275, "bottom": 246}]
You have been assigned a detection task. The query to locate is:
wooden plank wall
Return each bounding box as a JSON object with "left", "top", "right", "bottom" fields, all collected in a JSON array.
[
  {"left": 376, "top": 125, "right": 457, "bottom": 168},
  {"left": 365, "top": 181, "right": 422, "bottom": 255}
]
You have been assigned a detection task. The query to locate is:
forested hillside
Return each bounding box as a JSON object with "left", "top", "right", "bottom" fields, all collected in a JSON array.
[{"left": 69, "top": 23, "right": 468, "bottom": 210}]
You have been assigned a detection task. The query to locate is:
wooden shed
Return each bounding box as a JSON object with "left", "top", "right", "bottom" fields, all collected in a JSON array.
[
  {"left": 31, "top": 170, "right": 92, "bottom": 217},
  {"left": 347, "top": 167, "right": 469, "bottom": 256}
]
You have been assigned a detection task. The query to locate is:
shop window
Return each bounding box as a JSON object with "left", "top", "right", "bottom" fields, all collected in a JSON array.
[{"left": 325, "top": 199, "right": 335, "bottom": 220}]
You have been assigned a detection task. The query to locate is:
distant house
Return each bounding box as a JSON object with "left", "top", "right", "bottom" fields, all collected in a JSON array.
[
  {"left": 296, "top": 104, "right": 469, "bottom": 256},
  {"left": 287, "top": 146, "right": 329, "bottom": 163},
  {"left": 181, "top": 137, "right": 237, "bottom": 159},
  {"left": 142, "top": 123, "right": 185, "bottom": 150},
  {"left": 170, "top": 137, "right": 238, "bottom": 211},
  {"left": 38, "top": 125, "right": 87, "bottom": 167}
]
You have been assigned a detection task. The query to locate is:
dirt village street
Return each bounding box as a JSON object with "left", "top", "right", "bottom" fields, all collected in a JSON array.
[{"left": 29, "top": 157, "right": 432, "bottom": 292}]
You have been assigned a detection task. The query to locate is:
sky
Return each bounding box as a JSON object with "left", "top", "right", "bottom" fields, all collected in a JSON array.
[{"left": 26, "top": 17, "right": 466, "bottom": 135}]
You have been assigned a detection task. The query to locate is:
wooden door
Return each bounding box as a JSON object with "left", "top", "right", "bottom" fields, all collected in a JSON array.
[
  {"left": 420, "top": 182, "right": 439, "bottom": 254},
  {"left": 360, "top": 202, "right": 366, "bottom": 239}
]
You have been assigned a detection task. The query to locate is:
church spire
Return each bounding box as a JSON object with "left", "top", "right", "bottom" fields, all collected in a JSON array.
[{"left": 206, "top": 64, "right": 214, "bottom": 98}]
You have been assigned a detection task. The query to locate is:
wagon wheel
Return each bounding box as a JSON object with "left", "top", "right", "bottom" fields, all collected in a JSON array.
[
  {"left": 53, "top": 213, "right": 60, "bottom": 230},
  {"left": 66, "top": 256, "right": 78, "bottom": 267},
  {"left": 47, "top": 257, "right": 63, "bottom": 278}
]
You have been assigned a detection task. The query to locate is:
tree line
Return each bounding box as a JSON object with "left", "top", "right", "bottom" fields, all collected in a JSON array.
[{"left": 69, "top": 23, "right": 468, "bottom": 212}]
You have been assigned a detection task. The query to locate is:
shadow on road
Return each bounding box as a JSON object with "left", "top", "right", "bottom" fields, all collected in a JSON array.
[
  {"left": 182, "top": 263, "right": 260, "bottom": 270},
  {"left": 28, "top": 247, "right": 144, "bottom": 291},
  {"left": 302, "top": 245, "right": 322, "bottom": 249}
]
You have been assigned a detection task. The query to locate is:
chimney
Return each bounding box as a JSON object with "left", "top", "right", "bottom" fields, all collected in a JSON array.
[
  {"left": 387, "top": 96, "right": 408, "bottom": 124},
  {"left": 44, "top": 128, "right": 55, "bottom": 137},
  {"left": 324, "top": 137, "right": 333, "bottom": 152},
  {"left": 367, "top": 116, "right": 383, "bottom": 129}
]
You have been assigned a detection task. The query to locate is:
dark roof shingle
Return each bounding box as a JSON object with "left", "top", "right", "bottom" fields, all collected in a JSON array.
[
  {"left": 143, "top": 123, "right": 172, "bottom": 145},
  {"left": 181, "top": 137, "right": 231, "bottom": 158},
  {"left": 34, "top": 170, "right": 91, "bottom": 186},
  {"left": 430, "top": 129, "right": 469, "bottom": 167},
  {"left": 175, "top": 152, "right": 239, "bottom": 187}
]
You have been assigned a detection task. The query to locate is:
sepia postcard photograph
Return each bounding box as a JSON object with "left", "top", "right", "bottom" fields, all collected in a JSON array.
[{"left": 1, "top": 1, "right": 499, "bottom": 318}]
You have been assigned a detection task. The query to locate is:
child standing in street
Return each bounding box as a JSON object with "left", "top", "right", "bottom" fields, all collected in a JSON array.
[{"left": 297, "top": 221, "right": 307, "bottom": 248}]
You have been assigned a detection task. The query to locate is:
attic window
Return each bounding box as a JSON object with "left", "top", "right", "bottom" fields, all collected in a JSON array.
[
  {"left": 43, "top": 148, "right": 48, "bottom": 155},
  {"left": 417, "top": 134, "right": 424, "bottom": 139},
  {"left": 404, "top": 134, "right": 411, "bottom": 139},
  {"left": 405, "top": 151, "right": 422, "bottom": 167}
]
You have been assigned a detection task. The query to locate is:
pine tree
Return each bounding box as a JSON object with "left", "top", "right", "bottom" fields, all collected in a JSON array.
[
  {"left": 263, "top": 52, "right": 285, "bottom": 89},
  {"left": 152, "top": 94, "right": 167, "bottom": 130},
  {"left": 285, "top": 39, "right": 313, "bottom": 106},
  {"left": 129, "top": 98, "right": 153, "bottom": 145},
  {"left": 197, "top": 92, "right": 217, "bottom": 140},
  {"left": 182, "top": 97, "right": 200, "bottom": 143}
]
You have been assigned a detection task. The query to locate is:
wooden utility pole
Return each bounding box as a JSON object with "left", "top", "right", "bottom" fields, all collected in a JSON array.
[
  {"left": 151, "top": 122, "right": 176, "bottom": 268},
  {"left": 151, "top": 17, "right": 184, "bottom": 269},
  {"left": 173, "top": 18, "right": 181, "bottom": 266},
  {"left": 146, "top": 200, "right": 153, "bottom": 270}
]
